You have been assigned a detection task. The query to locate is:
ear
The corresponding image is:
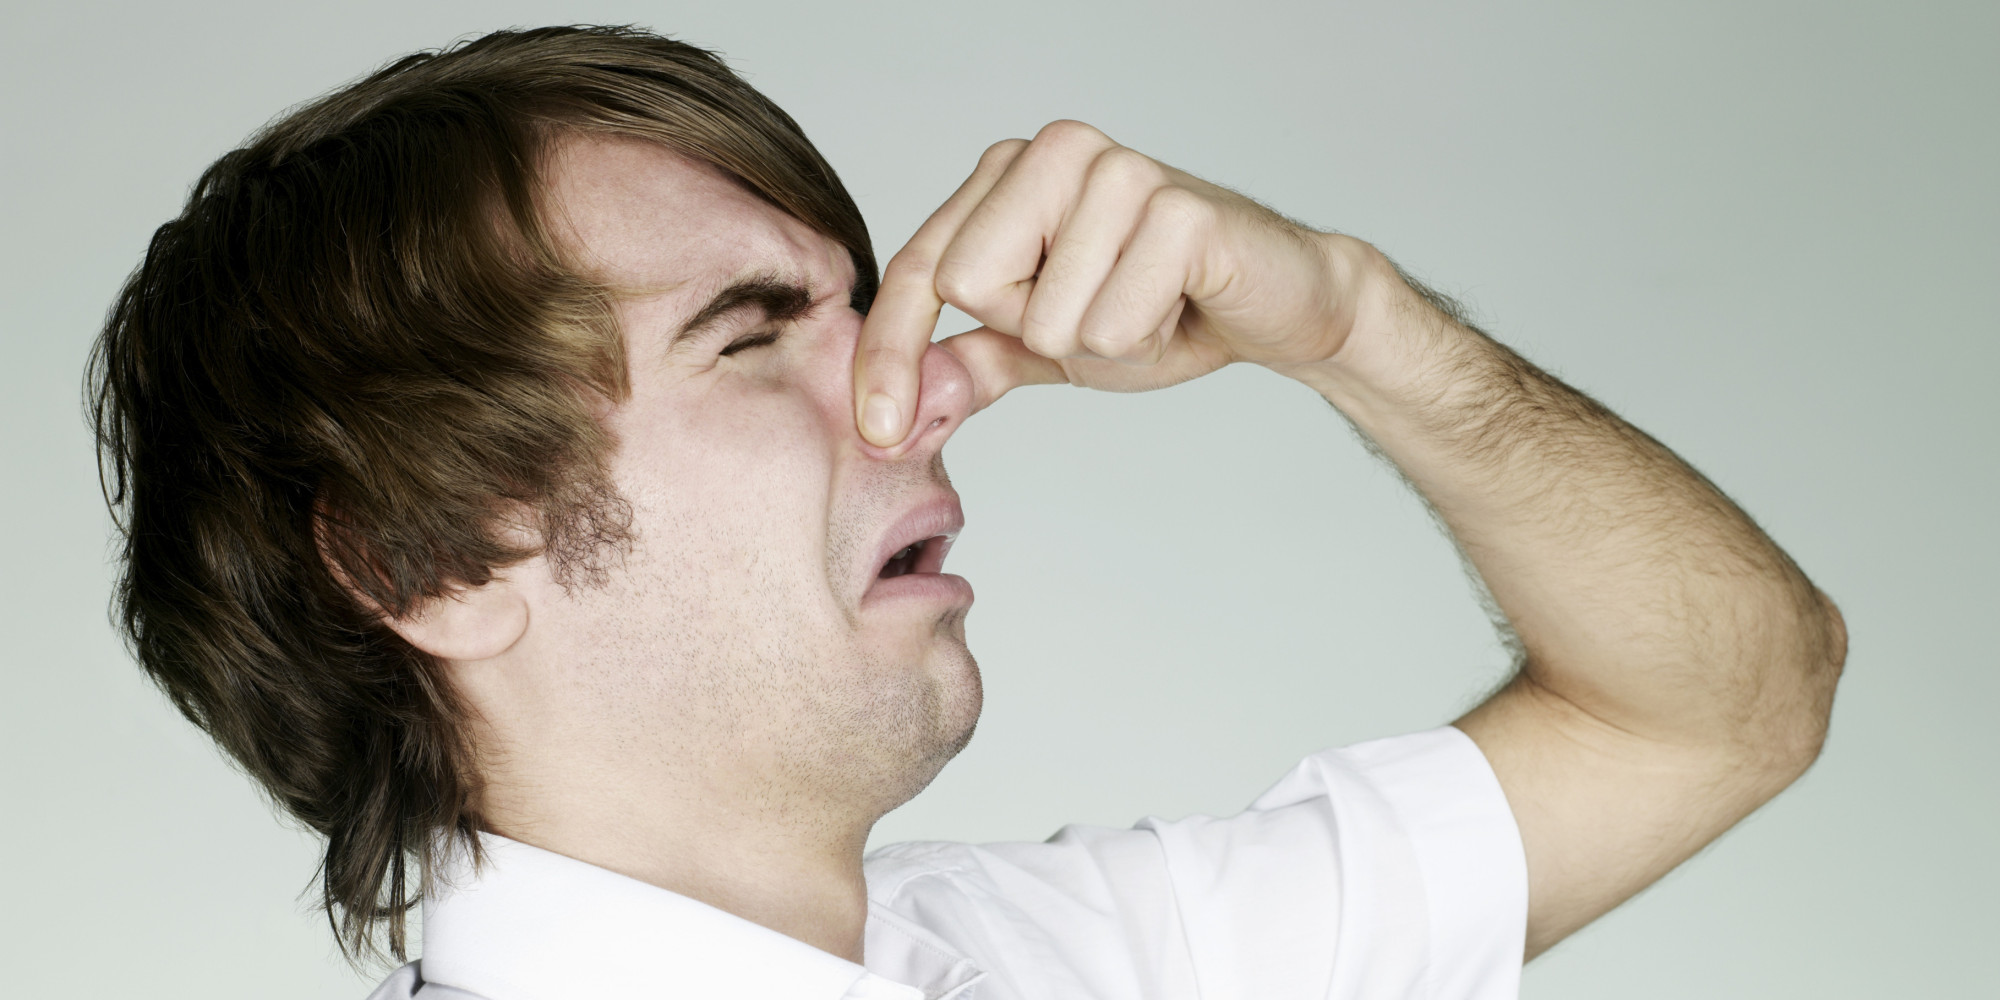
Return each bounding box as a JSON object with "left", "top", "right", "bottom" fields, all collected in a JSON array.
[
  {"left": 313, "top": 499, "right": 533, "bottom": 664},
  {"left": 383, "top": 578, "right": 530, "bottom": 663}
]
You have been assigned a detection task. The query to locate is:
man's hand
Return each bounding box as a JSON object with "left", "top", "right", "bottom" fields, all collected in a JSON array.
[
  {"left": 862, "top": 122, "right": 1844, "bottom": 961},
  {"left": 853, "top": 119, "right": 1364, "bottom": 446}
]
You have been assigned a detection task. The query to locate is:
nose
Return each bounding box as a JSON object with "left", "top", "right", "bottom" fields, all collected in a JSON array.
[{"left": 853, "top": 341, "right": 974, "bottom": 462}]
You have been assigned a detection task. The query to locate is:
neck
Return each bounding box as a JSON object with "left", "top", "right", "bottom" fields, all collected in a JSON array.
[{"left": 480, "top": 766, "right": 878, "bottom": 964}]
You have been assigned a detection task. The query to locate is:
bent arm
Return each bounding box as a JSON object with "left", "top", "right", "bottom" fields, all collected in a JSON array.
[{"left": 1272, "top": 237, "right": 1848, "bottom": 958}]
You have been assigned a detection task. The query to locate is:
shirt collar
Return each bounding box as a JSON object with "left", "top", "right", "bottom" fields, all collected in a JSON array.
[
  {"left": 419, "top": 833, "right": 969, "bottom": 1000},
  {"left": 860, "top": 904, "right": 987, "bottom": 1000}
]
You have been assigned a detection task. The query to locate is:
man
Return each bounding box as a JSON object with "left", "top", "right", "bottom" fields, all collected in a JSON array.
[{"left": 88, "top": 24, "right": 1845, "bottom": 1000}]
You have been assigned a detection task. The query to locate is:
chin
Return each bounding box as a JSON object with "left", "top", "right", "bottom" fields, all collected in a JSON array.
[
  {"left": 776, "top": 612, "right": 987, "bottom": 818},
  {"left": 873, "top": 636, "right": 984, "bottom": 813}
]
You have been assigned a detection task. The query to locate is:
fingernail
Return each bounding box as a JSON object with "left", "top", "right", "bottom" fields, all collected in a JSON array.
[{"left": 862, "top": 392, "right": 902, "bottom": 445}]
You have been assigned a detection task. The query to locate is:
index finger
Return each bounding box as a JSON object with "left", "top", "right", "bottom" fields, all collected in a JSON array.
[{"left": 855, "top": 139, "right": 1026, "bottom": 447}]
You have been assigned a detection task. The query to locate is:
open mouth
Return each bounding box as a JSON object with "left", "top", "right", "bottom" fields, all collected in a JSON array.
[
  {"left": 865, "top": 494, "right": 965, "bottom": 600},
  {"left": 878, "top": 534, "right": 952, "bottom": 579}
]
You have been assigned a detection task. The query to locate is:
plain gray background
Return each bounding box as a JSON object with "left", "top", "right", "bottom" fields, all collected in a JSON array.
[{"left": 3, "top": 0, "right": 1992, "bottom": 996}]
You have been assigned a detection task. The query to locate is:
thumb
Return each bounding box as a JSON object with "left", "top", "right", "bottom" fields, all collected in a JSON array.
[{"left": 935, "top": 327, "right": 1069, "bottom": 415}]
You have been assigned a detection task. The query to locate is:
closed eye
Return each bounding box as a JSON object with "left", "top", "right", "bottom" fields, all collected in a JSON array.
[{"left": 719, "top": 330, "right": 783, "bottom": 357}]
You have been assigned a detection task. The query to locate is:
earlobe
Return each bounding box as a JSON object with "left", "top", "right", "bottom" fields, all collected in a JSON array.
[{"left": 385, "top": 581, "right": 530, "bottom": 663}]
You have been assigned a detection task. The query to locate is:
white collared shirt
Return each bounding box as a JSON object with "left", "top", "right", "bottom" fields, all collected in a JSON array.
[{"left": 365, "top": 726, "right": 1525, "bottom": 1000}]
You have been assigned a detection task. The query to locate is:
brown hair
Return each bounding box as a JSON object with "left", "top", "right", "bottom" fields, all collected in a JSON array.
[{"left": 85, "top": 24, "right": 877, "bottom": 965}]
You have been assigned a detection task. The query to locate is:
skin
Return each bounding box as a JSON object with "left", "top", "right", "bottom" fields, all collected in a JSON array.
[
  {"left": 854, "top": 120, "right": 1847, "bottom": 958},
  {"left": 390, "top": 135, "right": 982, "bottom": 960},
  {"left": 400, "top": 113, "right": 1846, "bottom": 969}
]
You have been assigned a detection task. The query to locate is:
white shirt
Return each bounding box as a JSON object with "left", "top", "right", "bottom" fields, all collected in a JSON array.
[{"left": 365, "top": 725, "right": 1526, "bottom": 1000}]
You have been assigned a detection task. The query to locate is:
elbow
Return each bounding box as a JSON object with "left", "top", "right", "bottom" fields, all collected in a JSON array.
[
  {"left": 1816, "top": 588, "right": 1849, "bottom": 686},
  {"left": 1809, "top": 589, "right": 1849, "bottom": 744},
  {"left": 1767, "top": 587, "right": 1848, "bottom": 781}
]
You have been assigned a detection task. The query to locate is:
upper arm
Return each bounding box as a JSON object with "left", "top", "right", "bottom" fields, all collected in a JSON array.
[{"left": 1453, "top": 666, "right": 1827, "bottom": 959}]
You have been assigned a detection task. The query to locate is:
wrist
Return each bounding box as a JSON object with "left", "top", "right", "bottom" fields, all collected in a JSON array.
[{"left": 1265, "top": 236, "right": 1420, "bottom": 389}]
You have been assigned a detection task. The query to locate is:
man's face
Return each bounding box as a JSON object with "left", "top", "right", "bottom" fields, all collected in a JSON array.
[{"left": 505, "top": 135, "right": 981, "bottom": 824}]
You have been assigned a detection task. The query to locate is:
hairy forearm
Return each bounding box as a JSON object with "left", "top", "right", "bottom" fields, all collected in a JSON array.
[{"left": 1275, "top": 237, "right": 1845, "bottom": 764}]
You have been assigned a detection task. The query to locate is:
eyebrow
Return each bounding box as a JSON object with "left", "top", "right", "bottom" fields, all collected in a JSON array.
[{"left": 670, "top": 274, "right": 818, "bottom": 350}]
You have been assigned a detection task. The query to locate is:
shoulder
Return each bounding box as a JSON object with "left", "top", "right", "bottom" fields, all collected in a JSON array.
[
  {"left": 864, "top": 824, "right": 1173, "bottom": 914},
  {"left": 361, "top": 961, "right": 488, "bottom": 1000},
  {"left": 863, "top": 839, "right": 995, "bottom": 911}
]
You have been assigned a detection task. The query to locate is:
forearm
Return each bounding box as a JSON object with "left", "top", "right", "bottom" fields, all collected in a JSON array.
[{"left": 1276, "top": 237, "right": 1845, "bottom": 763}]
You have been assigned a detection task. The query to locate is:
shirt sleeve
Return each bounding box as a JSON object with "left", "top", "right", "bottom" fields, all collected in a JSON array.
[
  {"left": 870, "top": 725, "right": 1525, "bottom": 1000},
  {"left": 1230, "top": 725, "right": 1529, "bottom": 1000}
]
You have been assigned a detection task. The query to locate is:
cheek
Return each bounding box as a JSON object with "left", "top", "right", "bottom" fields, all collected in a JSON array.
[
  {"left": 613, "top": 381, "right": 836, "bottom": 593},
  {"left": 685, "top": 378, "right": 832, "bottom": 488}
]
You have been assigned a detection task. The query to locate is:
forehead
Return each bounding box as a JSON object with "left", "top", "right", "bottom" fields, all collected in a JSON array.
[{"left": 540, "top": 133, "right": 853, "bottom": 297}]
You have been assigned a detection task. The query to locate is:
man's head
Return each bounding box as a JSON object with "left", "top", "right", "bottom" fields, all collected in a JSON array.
[{"left": 88, "top": 25, "right": 980, "bottom": 963}]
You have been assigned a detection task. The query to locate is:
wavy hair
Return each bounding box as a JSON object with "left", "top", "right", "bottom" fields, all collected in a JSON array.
[{"left": 85, "top": 24, "right": 876, "bottom": 965}]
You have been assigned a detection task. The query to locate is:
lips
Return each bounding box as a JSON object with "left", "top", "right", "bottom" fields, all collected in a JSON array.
[{"left": 864, "top": 493, "right": 964, "bottom": 595}]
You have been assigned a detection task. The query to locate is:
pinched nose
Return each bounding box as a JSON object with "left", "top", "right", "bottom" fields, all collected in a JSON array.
[{"left": 855, "top": 341, "right": 973, "bottom": 461}]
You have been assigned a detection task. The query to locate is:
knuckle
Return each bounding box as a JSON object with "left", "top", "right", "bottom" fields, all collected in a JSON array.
[
  {"left": 1017, "top": 304, "right": 1065, "bottom": 353},
  {"left": 979, "top": 138, "right": 1030, "bottom": 168},
  {"left": 859, "top": 340, "right": 905, "bottom": 361},
  {"left": 859, "top": 339, "right": 917, "bottom": 371},
  {"left": 1020, "top": 324, "right": 1073, "bottom": 360},
  {"left": 1036, "top": 119, "right": 1109, "bottom": 149},
  {"left": 1081, "top": 327, "right": 1142, "bottom": 360},
  {"left": 1146, "top": 185, "right": 1212, "bottom": 229},
  {"left": 880, "top": 253, "right": 938, "bottom": 291},
  {"left": 1090, "top": 146, "right": 1164, "bottom": 190},
  {"left": 931, "top": 256, "right": 988, "bottom": 310}
]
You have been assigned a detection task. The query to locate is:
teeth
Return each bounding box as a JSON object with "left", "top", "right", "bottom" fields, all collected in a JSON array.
[
  {"left": 879, "top": 542, "right": 920, "bottom": 579},
  {"left": 880, "top": 530, "right": 956, "bottom": 581}
]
